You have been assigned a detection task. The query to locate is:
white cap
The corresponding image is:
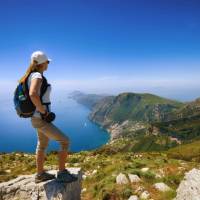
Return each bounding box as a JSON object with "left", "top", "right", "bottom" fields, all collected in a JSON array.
[{"left": 31, "top": 51, "right": 52, "bottom": 64}]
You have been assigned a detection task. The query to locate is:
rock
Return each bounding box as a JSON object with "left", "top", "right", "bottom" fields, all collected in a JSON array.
[
  {"left": 140, "top": 190, "right": 150, "bottom": 199},
  {"left": 82, "top": 174, "right": 87, "bottom": 180},
  {"left": 92, "top": 169, "right": 97, "bottom": 175},
  {"left": 135, "top": 186, "right": 145, "bottom": 194},
  {"left": 174, "top": 168, "right": 200, "bottom": 200},
  {"left": 81, "top": 188, "right": 87, "bottom": 193},
  {"left": 116, "top": 173, "right": 129, "bottom": 184},
  {"left": 73, "top": 163, "right": 79, "bottom": 167},
  {"left": 128, "top": 195, "right": 139, "bottom": 200},
  {"left": 141, "top": 168, "right": 149, "bottom": 172},
  {"left": 0, "top": 168, "right": 82, "bottom": 200},
  {"left": 155, "top": 174, "right": 162, "bottom": 179},
  {"left": 155, "top": 169, "right": 165, "bottom": 178},
  {"left": 153, "top": 182, "right": 172, "bottom": 192},
  {"left": 128, "top": 174, "right": 141, "bottom": 183}
]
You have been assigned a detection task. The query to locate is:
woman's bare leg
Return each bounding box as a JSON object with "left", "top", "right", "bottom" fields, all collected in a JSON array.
[
  {"left": 58, "top": 151, "right": 68, "bottom": 171},
  {"left": 36, "top": 150, "right": 45, "bottom": 174}
]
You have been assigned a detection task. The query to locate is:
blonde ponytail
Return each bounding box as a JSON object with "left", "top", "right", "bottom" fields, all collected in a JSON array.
[{"left": 18, "top": 60, "right": 42, "bottom": 84}]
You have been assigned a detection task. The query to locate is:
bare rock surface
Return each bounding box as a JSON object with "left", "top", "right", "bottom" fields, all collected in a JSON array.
[
  {"left": 153, "top": 182, "right": 172, "bottom": 192},
  {"left": 0, "top": 168, "right": 82, "bottom": 200},
  {"left": 116, "top": 173, "right": 129, "bottom": 184},
  {"left": 174, "top": 168, "right": 200, "bottom": 200}
]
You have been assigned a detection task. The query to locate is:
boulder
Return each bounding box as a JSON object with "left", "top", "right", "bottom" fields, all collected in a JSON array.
[
  {"left": 128, "top": 195, "right": 139, "bottom": 200},
  {"left": 141, "top": 168, "right": 149, "bottom": 172},
  {"left": 128, "top": 174, "right": 141, "bottom": 183},
  {"left": 174, "top": 168, "right": 200, "bottom": 200},
  {"left": 116, "top": 173, "right": 129, "bottom": 184},
  {"left": 153, "top": 182, "right": 172, "bottom": 192},
  {"left": 0, "top": 168, "right": 82, "bottom": 200},
  {"left": 140, "top": 190, "right": 150, "bottom": 199}
]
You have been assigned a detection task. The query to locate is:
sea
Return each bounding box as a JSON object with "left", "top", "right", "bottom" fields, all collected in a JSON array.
[{"left": 0, "top": 89, "right": 110, "bottom": 153}]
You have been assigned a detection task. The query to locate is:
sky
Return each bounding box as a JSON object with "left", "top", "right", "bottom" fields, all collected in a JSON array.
[{"left": 0, "top": 0, "right": 200, "bottom": 101}]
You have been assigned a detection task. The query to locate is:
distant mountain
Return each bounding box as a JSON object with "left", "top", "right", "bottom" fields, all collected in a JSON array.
[{"left": 68, "top": 90, "right": 112, "bottom": 110}]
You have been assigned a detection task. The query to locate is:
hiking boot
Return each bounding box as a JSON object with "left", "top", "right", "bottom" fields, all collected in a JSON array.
[
  {"left": 56, "top": 169, "right": 78, "bottom": 183},
  {"left": 35, "top": 171, "right": 55, "bottom": 183}
]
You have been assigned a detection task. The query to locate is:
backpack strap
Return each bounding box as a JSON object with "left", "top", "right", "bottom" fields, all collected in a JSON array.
[
  {"left": 40, "top": 76, "right": 51, "bottom": 112},
  {"left": 24, "top": 73, "right": 33, "bottom": 98},
  {"left": 40, "top": 75, "right": 50, "bottom": 102},
  {"left": 23, "top": 71, "right": 50, "bottom": 104}
]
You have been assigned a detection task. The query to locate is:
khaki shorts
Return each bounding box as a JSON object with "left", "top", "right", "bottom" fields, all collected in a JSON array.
[{"left": 31, "top": 117, "right": 70, "bottom": 153}]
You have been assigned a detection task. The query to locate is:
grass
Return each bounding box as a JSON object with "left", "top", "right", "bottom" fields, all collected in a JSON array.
[
  {"left": 1, "top": 148, "right": 200, "bottom": 200},
  {"left": 167, "top": 140, "right": 200, "bottom": 161}
]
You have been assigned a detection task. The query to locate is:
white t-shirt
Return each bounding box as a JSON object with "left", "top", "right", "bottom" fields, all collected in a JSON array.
[{"left": 27, "top": 72, "right": 52, "bottom": 118}]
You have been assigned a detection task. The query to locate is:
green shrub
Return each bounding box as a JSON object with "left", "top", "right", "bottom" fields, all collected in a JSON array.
[
  {"left": 161, "top": 174, "right": 183, "bottom": 187},
  {"left": 121, "top": 188, "right": 133, "bottom": 199},
  {"left": 69, "top": 157, "right": 79, "bottom": 163},
  {"left": 142, "top": 171, "right": 156, "bottom": 179}
]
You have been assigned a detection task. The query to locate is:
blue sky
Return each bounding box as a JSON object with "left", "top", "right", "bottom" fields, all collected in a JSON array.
[{"left": 1, "top": 0, "right": 200, "bottom": 101}]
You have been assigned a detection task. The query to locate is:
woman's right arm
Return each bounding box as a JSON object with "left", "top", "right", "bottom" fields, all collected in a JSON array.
[{"left": 29, "top": 78, "right": 46, "bottom": 114}]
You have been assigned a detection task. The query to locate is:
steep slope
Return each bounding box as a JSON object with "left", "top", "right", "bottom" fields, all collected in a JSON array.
[
  {"left": 164, "top": 97, "right": 200, "bottom": 121},
  {"left": 152, "top": 98, "right": 200, "bottom": 141},
  {"left": 89, "top": 92, "right": 183, "bottom": 128}
]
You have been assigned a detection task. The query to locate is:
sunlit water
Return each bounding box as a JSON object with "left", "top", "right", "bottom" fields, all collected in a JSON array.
[{"left": 0, "top": 90, "right": 110, "bottom": 153}]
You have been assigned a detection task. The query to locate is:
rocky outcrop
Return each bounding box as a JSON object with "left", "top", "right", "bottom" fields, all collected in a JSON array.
[
  {"left": 153, "top": 182, "right": 172, "bottom": 192},
  {"left": 116, "top": 173, "right": 129, "bottom": 184},
  {"left": 0, "top": 168, "right": 82, "bottom": 200},
  {"left": 174, "top": 168, "right": 200, "bottom": 200},
  {"left": 128, "top": 174, "right": 141, "bottom": 183}
]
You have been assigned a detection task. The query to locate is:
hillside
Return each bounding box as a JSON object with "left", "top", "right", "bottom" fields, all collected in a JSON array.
[
  {"left": 1, "top": 148, "right": 200, "bottom": 200},
  {"left": 167, "top": 139, "right": 200, "bottom": 161},
  {"left": 86, "top": 92, "right": 184, "bottom": 140},
  {"left": 89, "top": 92, "right": 183, "bottom": 126},
  {"left": 164, "top": 97, "right": 200, "bottom": 121},
  {"left": 70, "top": 91, "right": 200, "bottom": 144},
  {"left": 152, "top": 113, "right": 200, "bottom": 141},
  {"left": 149, "top": 97, "right": 200, "bottom": 143}
]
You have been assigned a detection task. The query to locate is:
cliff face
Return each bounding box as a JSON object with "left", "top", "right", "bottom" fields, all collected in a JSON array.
[{"left": 87, "top": 92, "right": 183, "bottom": 140}]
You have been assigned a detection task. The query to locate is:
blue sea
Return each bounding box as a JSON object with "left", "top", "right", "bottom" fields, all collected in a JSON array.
[{"left": 0, "top": 90, "right": 110, "bottom": 153}]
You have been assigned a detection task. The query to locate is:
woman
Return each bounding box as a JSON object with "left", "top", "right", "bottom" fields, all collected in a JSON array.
[{"left": 18, "top": 51, "right": 78, "bottom": 183}]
